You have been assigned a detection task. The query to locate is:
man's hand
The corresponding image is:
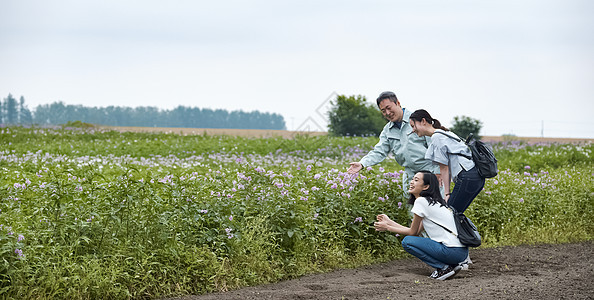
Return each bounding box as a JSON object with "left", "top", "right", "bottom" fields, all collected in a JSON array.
[{"left": 347, "top": 162, "right": 363, "bottom": 175}]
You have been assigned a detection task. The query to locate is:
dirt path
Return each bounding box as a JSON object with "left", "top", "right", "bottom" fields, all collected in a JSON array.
[{"left": 171, "top": 241, "right": 593, "bottom": 300}]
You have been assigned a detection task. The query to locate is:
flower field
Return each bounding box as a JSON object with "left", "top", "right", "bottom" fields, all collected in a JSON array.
[{"left": 1, "top": 127, "right": 592, "bottom": 299}]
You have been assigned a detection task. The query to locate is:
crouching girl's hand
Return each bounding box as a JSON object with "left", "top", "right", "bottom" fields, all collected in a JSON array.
[
  {"left": 374, "top": 215, "right": 391, "bottom": 232},
  {"left": 376, "top": 214, "right": 391, "bottom": 222}
]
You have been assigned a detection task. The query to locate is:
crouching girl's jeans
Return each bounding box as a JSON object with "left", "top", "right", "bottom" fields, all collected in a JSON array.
[{"left": 401, "top": 236, "right": 468, "bottom": 270}]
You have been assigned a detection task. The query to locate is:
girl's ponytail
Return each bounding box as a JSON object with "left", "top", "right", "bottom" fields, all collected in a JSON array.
[
  {"left": 410, "top": 109, "right": 449, "bottom": 131},
  {"left": 432, "top": 118, "right": 448, "bottom": 131}
]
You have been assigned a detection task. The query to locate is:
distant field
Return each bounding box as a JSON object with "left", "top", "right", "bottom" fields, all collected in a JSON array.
[
  {"left": 99, "top": 125, "right": 593, "bottom": 143},
  {"left": 98, "top": 126, "right": 327, "bottom": 138}
]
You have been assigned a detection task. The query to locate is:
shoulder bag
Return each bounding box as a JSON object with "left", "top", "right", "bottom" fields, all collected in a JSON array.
[{"left": 428, "top": 206, "right": 482, "bottom": 247}]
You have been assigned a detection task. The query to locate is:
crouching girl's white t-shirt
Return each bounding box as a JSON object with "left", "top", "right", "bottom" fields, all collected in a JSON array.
[{"left": 411, "top": 196, "right": 465, "bottom": 248}]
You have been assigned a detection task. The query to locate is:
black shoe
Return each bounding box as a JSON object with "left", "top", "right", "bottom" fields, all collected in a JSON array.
[
  {"left": 434, "top": 265, "right": 461, "bottom": 280},
  {"left": 428, "top": 269, "right": 439, "bottom": 279}
]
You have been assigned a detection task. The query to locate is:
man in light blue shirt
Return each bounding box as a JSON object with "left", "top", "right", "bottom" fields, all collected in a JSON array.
[{"left": 347, "top": 91, "right": 439, "bottom": 188}]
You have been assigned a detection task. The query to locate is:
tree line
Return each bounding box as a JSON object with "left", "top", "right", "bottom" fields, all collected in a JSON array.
[{"left": 1, "top": 94, "right": 286, "bottom": 130}]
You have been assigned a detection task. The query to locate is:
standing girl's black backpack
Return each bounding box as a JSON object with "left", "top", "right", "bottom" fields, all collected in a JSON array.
[
  {"left": 434, "top": 132, "right": 498, "bottom": 178},
  {"left": 464, "top": 133, "right": 498, "bottom": 178}
]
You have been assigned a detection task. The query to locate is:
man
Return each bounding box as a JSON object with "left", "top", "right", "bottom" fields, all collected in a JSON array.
[{"left": 347, "top": 91, "right": 439, "bottom": 188}]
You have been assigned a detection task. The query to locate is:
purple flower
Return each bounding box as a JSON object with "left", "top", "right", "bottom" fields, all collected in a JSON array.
[
  {"left": 17, "top": 235, "right": 24, "bottom": 242},
  {"left": 519, "top": 198, "right": 524, "bottom": 203},
  {"left": 524, "top": 166, "right": 531, "bottom": 170},
  {"left": 229, "top": 216, "right": 233, "bottom": 221},
  {"left": 397, "top": 202, "right": 402, "bottom": 208},
  {"left": 524, "top": 172, "right": 530, "bottom": 176},
  {"left": 378, "top": 196, "right": 386, "bottom": 202},
  {"left": 306, "top": 165, "right": 312, "bottom": 172},
  {"left": 314, "top": 174, "right": 321, "bottom": 180},
  {"left": 485, "top": 191, "right": 492, "bottom": 195},
  {"left": 14, "top": 249, "right": 23, "bottom": 258},
  {"left": 354, "top": 217, "right": 363, "bottom": 223},
  {"left": 225, "top": 228, "right": 235, "bottom": 239},
  {"left": 379, "top": 167, "right": 385, "bottom": 172},
  {"left": 313, "top": 213, "right": 319, "bottom": 220}
]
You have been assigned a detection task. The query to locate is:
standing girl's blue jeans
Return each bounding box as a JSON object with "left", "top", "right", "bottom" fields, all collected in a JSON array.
[
  {"left": 401, "top": 236, "right": 468, "bottom": 270},
  {"left": 448, "top": 166, "right": 485, "bottom": 213}
]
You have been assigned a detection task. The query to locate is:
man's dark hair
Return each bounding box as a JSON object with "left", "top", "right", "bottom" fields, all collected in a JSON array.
[{"left": 376, "top": 91, "right": 398, "bottom": 107}]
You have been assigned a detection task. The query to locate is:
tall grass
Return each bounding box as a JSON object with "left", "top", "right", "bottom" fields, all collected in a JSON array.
[{"left": 0, "top": 127, "right": 592, "bottom": 298}]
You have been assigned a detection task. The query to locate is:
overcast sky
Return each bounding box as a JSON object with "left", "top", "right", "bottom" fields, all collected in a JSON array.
[{"left": 1, "top": 0, "right": 593, "bottom": 138}]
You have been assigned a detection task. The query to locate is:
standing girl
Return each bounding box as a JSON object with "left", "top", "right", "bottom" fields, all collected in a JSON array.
[
  {"left": 375, "top": 171, "right": 467, "bottom": 280},
  {"left": 408, "top": 109, "right": 485, "bottom": 213}
]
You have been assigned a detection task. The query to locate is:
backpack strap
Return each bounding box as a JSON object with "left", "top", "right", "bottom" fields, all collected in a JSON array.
[
  {"left": 433, "top": 131, "right": 473, "bottom": 160},
  {"left": 426, "top": 213, "right": 458, "bottom": 237}
]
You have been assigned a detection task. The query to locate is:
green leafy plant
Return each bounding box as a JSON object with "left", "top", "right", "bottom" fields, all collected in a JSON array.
[{"left": 0, "top": 126, "right": 591, "bottom": 299}]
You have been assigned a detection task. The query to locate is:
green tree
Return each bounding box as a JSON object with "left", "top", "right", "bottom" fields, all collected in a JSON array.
[
  {"left": 4, "top": 94, "right": 18, "bottom": 124},
  {"left": 19, "top": 96, "right": 33, "bottom": 124},
  {"left": 327, "top": 95, "right": 385, "bottom": 137},
  {"left": 450, "top": 115, "right": 483, "bottom": 140}
]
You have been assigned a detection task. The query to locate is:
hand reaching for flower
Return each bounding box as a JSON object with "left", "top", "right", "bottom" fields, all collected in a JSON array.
[{"left": 347, "top": 162, "right": 363, "bottom": 175}]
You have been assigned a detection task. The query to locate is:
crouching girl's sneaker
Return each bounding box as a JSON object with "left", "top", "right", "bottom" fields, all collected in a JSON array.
[{"left": 431, "top": 265, "right": 462, "bottom": 280}]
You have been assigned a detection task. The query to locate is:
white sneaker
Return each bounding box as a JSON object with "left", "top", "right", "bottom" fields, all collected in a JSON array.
[{"left": 459, "top": 255, "right": 473, "bottom": 270}]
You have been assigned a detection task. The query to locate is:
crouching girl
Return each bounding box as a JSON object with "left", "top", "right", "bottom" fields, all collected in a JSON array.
[{"left": 374, "top": 171, "right": 468, "bottom": 280}]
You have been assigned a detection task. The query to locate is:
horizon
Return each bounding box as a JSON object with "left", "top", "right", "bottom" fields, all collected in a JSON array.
[{"left": 2, "top": 0, "right": 593, "bottom": 138}]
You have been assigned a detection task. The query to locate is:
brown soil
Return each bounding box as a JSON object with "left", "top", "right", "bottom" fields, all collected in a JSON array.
[{"left": 170, "top": 241, "right": 593, "bottom": 300}]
